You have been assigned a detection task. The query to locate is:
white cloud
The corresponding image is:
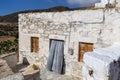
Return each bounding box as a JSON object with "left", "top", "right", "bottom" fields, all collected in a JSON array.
[{"left": 67, "top": 0, "right": 100, "bottom": 6}]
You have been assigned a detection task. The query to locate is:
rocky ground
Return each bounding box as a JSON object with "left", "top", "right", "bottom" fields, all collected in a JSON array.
[
  {"left": 40, "top": 69, "right": 82, "bottom": 80},
  {"left": 0, "top": 57, "right": 82, "bottom": 80},
  {"left": 0, "top": 58, "right": 13, "bottom": 78}
]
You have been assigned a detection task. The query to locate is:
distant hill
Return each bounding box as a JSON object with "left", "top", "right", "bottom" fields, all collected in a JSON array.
[
  {"left": 0, "top": 6, "right": 71, "bottom": 23},
  {"left": 0, "top": 6, "right": 95, "bottom": 23}
]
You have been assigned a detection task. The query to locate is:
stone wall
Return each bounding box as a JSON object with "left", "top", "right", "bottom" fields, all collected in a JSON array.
[
  {"left": 19, "top": 8, "right": 120, "bottom": 77},
  {"left": 0, "top": 52, "right": 18, "bottom": 68}
]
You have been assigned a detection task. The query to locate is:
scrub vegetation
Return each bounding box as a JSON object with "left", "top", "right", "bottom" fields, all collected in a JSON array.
[{"left": 0, "top": 24, "right": 18, "bottom": 54}]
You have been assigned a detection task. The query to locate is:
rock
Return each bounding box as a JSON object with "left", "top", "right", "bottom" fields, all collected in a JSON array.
[
  {"left": 0, "top": 59, "right": 13, "bottom": 78},
  {"left": 20, "top": 65, "right": 40, "bottom": 80},
  {"left": 0, "top": 73, "right": 24, "bottom": 80}
]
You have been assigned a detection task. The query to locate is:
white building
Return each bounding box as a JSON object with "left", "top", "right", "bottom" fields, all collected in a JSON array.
[{"left": 19, "top": 0, "right": 120, "bottom": 79}]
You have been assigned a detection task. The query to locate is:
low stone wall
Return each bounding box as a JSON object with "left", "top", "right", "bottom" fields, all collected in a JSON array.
[{"left": 0, "top": 52, "right": 18, "bottom": 68}]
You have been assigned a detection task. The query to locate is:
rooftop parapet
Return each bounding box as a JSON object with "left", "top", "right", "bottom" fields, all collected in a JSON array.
[{"left": 95, "top": 0, "right": 120, "bottom": 8}]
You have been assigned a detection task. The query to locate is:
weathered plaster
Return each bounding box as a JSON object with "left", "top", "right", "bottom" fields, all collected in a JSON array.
[{"left": 19, "top": 8, "right": 120, "bottom": 77}]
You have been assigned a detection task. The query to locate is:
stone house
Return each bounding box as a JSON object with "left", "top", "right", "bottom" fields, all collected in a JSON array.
[{"left": 19, "top": 0, "right": 120, "bottom": 78}]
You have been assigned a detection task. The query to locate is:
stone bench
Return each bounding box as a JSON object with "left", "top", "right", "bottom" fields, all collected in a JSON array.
[{"left": 19, "top": 65, "right": 40, "bottom": 80}]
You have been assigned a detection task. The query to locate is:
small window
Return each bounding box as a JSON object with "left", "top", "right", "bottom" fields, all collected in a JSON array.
[
  {"left": 79, "top": 42, "right": 94, "bottom": 62},
  {"left": 31, "top": 37, "right": 39, "bottom": 53}
]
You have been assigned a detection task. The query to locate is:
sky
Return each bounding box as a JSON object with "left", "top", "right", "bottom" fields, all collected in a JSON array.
[{"left": 0, "top": 0, "right": 100, "bottom": 16}]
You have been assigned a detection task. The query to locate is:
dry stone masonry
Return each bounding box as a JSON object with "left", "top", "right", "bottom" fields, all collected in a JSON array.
[{"left": 19, "top": 0, "right": 120, "bottom": 79}]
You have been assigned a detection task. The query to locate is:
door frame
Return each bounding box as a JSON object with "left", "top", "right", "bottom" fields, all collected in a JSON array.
[
  {"left": 48, "top": 39, "right": 65, "bottom": 74},
  {"left": 49, "top": 39, "right": 64, "bottom": 49}
]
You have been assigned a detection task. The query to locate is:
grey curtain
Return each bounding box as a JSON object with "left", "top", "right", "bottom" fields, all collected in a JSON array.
[{"left": 47, "top": 40, "right": 64, "bottom": 74}]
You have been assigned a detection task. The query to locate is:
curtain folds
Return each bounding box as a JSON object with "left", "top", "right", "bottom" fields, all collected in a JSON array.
[{"left": 47, "top": 40, "right": 64, "bottom": 74}]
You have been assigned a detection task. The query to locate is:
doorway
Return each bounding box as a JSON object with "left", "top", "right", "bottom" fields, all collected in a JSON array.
[
  {"left": 47, "top": 39, "right": 65, "bottom": 74},
  {"left": 79, "top": 42, "right": 94, "bottom": 62}
]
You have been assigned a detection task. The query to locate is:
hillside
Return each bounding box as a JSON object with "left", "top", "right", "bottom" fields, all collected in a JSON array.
[
  {"left": 0, "top": 6, "right": 71, "bottom": 23},
  {"left": 0, "top": 6, "right": 95, "bottom": 23}
]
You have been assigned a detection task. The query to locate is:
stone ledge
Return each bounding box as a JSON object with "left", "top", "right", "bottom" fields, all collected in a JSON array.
[{"left": 0, "top": 52, "right": 17, "bottom": 58}]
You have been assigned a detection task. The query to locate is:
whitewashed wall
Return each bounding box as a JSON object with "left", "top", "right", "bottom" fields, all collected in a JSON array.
[
  {"left": 95, "top": 0, "right": 120, "bottom": 8},
  {"left": 19, "top": 8, "right": 120, "bottom": 77},
  {"left": 95, "top": 0, "right": 114, "bottom": 7}
]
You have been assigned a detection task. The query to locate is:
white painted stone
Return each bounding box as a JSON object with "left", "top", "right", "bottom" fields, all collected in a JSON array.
[
  {"left": 19, "top": 6, "right": 120, "bottom": 78},
  {"left": 95, "top": 0, "right": 115, "bottom": 8}
]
